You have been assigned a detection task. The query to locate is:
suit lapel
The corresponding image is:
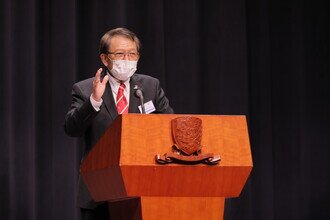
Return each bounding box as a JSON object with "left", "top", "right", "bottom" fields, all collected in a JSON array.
[
  {"left": 129, "top": 75, "right": 142, "bottom": 113},
  {"left": 102, "top": 82, "right": 118, "bottom": 120},
  {"left": 103, "top": 75, "right": 141, "bottom": 116}
]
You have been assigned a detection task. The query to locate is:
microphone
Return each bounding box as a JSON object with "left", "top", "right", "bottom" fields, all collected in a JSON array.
[{"left": 134, "top": 85, "right": 145, "bottom": 114}]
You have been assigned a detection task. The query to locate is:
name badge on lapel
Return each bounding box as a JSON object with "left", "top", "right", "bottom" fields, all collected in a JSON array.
[{"left": 138, "top": 100, "right": 156, "bottom": 114}]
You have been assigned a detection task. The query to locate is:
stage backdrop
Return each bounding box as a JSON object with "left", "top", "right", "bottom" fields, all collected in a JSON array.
[{"left": 0, "top": 0, "right": 329, "bottom": 219}]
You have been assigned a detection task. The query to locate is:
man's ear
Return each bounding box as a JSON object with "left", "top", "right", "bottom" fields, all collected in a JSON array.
[{"left": 100, "top": 54, "right": 109, "bottom": 67}]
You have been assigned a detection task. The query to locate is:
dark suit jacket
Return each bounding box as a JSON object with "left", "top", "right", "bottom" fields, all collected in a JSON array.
[{"left": 64, "top": 73, "right": 173, "bottom": 209}]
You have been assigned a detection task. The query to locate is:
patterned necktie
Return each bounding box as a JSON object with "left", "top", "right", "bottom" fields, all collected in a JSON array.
[{"left": 116, "top": 83, "right": 129, "bottom": 114}]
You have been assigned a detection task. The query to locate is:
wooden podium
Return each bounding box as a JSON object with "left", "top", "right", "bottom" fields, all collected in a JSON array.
[{"left": 80, "top": 114, "right": 253, "bottom": 220}]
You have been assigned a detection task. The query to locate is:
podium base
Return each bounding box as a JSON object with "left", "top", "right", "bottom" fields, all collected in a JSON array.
[{"left": 108, "top": 197, "right": 224, "bottom": 220}]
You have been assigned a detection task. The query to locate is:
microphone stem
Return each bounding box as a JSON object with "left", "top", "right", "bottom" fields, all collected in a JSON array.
[{"left": 140, "top": 95, "right": 145, "bottom": 114}]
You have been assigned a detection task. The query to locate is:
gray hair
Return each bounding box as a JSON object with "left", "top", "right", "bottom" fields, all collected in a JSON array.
[{"left": 99, "top": 27, "right": 141, "bottom": 54}]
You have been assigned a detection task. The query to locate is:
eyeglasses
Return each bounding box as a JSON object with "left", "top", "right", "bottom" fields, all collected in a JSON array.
[{"left": 107, "top": 51, "right": 139, "bottom": 60}]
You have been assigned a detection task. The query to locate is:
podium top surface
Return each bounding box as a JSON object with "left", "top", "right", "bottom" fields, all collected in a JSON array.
[{"left": 81, "top": 114, "right": 252, "bottom": 170}]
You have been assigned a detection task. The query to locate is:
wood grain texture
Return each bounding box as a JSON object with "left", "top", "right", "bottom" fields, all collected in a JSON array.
[{"left": 80, "top": 114, "right": 253, "bottom": 201}]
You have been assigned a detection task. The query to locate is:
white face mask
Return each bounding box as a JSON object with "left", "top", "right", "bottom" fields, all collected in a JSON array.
[{"left": 110, "top": 59, "right": 137, "bottom": 81}]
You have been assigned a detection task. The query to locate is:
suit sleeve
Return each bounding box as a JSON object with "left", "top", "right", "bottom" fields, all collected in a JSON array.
[
  {"left": 154, "top": 79, "right": 174, "bottom": 114},
  {"left": 64, "top": 83, "right": 99, "bottom": 137}
]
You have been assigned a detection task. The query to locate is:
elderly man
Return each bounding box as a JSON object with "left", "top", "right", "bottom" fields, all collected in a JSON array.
[{"left": 65, "top": 27, "right": 173, "bottom": 219}]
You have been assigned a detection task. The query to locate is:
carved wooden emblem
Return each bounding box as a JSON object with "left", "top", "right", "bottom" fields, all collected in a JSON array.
[
  {"left": 156, "top": 116, "right": 220, "bottom": 165},
  {"left": 172, "top": 116, "right": 202, "bottom": 155}
]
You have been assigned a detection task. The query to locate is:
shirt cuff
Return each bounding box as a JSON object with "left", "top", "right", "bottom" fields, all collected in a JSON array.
[{"left": 90, "top": 95, "right": 103, "bottom": 111}]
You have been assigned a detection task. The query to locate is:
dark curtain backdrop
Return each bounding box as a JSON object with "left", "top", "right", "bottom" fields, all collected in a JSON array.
[{"left": 1, "top": 0, "right": 329, "bottom": 220}]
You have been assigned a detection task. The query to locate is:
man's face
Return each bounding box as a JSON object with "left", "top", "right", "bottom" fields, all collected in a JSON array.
[{"left": 101, "top": 35, "right": 139, "bottom": 69}]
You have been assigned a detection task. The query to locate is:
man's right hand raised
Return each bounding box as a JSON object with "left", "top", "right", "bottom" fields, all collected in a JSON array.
[{"left": 92, "top": 68, "right": 109, "bottom": 102}]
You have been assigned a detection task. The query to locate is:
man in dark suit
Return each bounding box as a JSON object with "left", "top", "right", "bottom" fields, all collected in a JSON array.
[{"left": 64, "top": 28, "right": 173, "bottom": 220}]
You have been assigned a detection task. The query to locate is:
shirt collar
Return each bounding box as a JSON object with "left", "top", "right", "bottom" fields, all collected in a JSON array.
[{"left": 107, "top": 70, "right": 130, "bottom": 94}]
